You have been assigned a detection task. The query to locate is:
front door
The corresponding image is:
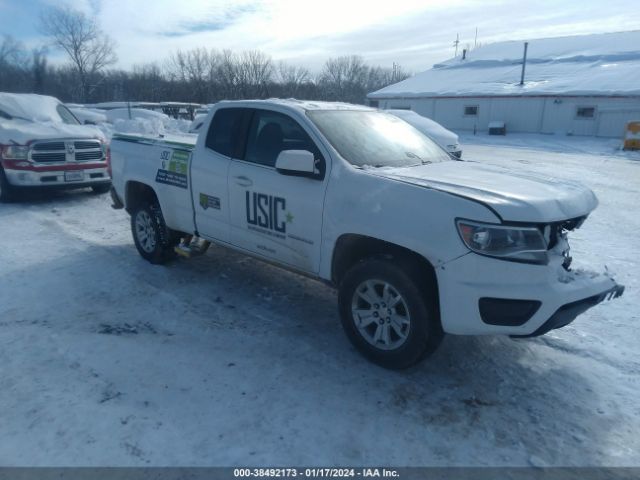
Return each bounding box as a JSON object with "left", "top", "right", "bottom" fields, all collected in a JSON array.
[{"left": 227, "top": 108, "right": 329, "bottom": 274}]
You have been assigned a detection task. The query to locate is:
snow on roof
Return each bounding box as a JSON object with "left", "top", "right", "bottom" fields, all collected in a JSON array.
[
  {"left": 0, "top": 93, "right": 64, "bottom": 122},
  {"left": 369, "top": 31, "right": 640, "bottom": 99}
]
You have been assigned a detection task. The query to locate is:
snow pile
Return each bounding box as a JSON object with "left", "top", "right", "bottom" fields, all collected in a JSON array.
[
  {"left": 370, "top": 30, "right": 640, "bottom": 98},
  {"left": 101, "top": 108, "right": 190, "bottom": 137},
  {"left": 104, "top": 108, "right": 168, "bottom": 123}
]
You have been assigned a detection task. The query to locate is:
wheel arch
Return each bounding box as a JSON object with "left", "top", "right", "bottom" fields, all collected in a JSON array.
[
  {"left": 124, "top": 180, "right": 159, "bottom": 214},
  {"left": 331, "top": 234, "right": 439, "bottom": 294}
]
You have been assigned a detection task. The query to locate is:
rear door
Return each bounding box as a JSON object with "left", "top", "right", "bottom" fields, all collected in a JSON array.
[
  {"left": 192, "top": 108, "right": 251, "bottom": 242},
  {"left": 227, "top": 108, "right": 329, "bottom": 274}
]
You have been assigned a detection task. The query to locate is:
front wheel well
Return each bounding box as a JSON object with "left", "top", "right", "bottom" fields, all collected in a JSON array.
[
  {"left": 125, "top": 181, "right": 158, "bottom": 214},
  {"left": 331, "top": 234, "right": 438, "bottom": 292}
]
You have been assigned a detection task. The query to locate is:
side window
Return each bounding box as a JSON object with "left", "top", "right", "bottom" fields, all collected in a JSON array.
[
  {"left": 464, "top": 105, "right": 479, "bottom": 116},
  {"left": 205, "top": 108, "right": 250, "bottom": 157},
  {"left": 576, "top": 106, "right": 596, "bottom": 119},
  {"left": 243, "top": 110, "right": 324, "bottom": 170}
]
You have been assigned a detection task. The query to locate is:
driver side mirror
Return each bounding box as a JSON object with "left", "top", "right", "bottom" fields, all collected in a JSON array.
[{"left": 275, "top": 150, "right": 317, "bottom": 178}]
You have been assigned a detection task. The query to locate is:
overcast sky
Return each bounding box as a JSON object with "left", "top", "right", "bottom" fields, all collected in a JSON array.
[{"left": 2, "top": 0, "right": 639, "bottom": 73}]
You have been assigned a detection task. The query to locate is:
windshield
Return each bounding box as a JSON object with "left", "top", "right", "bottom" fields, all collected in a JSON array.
[
  {"left": 56, "top": 104, "right": 80, "bottom": 125},
  {"left": 307, "top": 110, "right": 451, "bottom": 168}
]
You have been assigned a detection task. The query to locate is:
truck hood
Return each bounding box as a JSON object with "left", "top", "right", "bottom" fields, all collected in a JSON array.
[
  {"left": 369, "top": 161, "right": 598, "bottom": 223},
  {"left": 0, "top": 119, "right": 106, "bottom": 145}
]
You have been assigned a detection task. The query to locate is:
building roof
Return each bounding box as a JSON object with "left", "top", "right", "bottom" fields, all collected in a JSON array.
[{"left": 369, "top": 31, "right": 640, "bottom": 99}]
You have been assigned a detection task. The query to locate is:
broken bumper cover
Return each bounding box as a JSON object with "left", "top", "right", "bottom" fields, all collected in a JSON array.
[
  {"left": 437, "top": 252, "right": 625, "bottom": 336},
  {"left": 511, "top": 283, "right": 624, "bottom": 338}
]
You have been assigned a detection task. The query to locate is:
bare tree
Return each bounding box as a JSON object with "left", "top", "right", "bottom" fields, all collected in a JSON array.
[
  {"left": 216, "top": 49, "right": 240, "bottom": 99},
  {"left": 0, "top": 35, "right": 26, "bottom": 65},
  {"left": 40, "top": 6, "right": 116, "bottom": 102},
  {"left": 318, "top": 56, "right": 369, "bottom": 103},
  {"left": 276, "top": 61, "right": 310, "bottom": 97},
  {"left": 167, "top": 48, "right": 214, "bottom": 102},
  {"left": 366, "top": 65, "right": 410, "bottom": 93},
  {"left": 237, "top": 50, "right": 273, "bottom": 98}
]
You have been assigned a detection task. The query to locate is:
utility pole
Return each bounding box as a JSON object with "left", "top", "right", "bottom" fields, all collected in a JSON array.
[
  {"left": 474, "top": 27, "right": 478, "bottom": 49},
  {"left": 454, "top": 33, "right": 460, "bottom": 57},
  {"left": 520, "top": 42, "right": 529, "bottom": 86}
]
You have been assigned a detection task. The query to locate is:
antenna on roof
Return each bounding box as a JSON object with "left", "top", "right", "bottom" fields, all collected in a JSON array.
[{"left": 453, "top": 33, "right": 460, "bottom": 57}]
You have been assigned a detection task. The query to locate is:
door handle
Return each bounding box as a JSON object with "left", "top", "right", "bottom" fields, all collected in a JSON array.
[{"left": 233, "top": 176, "right": 253, "bottom": 187}]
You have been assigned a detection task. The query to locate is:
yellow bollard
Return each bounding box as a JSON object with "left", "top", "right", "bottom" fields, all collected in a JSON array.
[{"left": 623, "top": 121, "right": 640, "bottom": 150}]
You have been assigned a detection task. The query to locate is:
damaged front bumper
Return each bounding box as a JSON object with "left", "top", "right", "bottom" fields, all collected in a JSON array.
[
  {"left": 436, "top": 251, "right": 625, "bottom": 336},
  {"left": 510, "top": 282, "right": 624, "bottom": 338}
]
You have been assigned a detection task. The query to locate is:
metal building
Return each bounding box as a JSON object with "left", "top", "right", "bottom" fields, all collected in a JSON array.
[{"left": 368, "top": 31, "right": 640, "bottom": 138}]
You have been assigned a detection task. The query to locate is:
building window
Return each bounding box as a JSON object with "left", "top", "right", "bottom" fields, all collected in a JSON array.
[
  {"left": 464, "top": 105, "right": 479, "bottom": 116},
  {"left": 576, "top": 106, "right": 596, "bottom": 118}
]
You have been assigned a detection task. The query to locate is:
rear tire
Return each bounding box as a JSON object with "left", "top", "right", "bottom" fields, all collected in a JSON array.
[
  {"left": 0, "top": 167, "right": 15, "bottom": 202},
  {"left": 91, "top": 183, "right": 111, "bottom": 194},
  {"left": 338, "top": 257, "right": 443, "bottom": 369},
  {"left": 130, "top": 202, "right": 180, "bottom": 264}
]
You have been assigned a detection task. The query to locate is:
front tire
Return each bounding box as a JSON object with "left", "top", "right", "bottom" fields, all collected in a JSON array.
[
  {"left": 338, "top": 258, "right": 443, "bottom": 369},
  {"left": 131, "top": 202, "right": 180, "bottom": 264}
]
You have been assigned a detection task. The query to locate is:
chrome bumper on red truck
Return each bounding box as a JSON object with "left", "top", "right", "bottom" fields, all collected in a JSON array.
[{"left": 1, "top": 138, "right": 110, "bottom": 187}]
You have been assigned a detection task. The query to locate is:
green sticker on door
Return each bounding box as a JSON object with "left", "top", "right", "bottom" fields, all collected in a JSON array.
[{"left": 199, "top": 193, "right": 221, "bottom": 210}]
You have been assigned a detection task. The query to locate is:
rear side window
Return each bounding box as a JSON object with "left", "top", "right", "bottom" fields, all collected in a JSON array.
[{"left": 205, "top": 108, "right": 251, "bottom": 157}]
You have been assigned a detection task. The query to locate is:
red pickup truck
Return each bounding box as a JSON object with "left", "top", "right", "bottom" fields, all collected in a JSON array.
[{"left": 0, "top": 93, "right": 111, "bottom": 201}]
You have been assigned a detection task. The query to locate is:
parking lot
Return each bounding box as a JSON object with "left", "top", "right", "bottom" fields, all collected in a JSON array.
[{"left": 0, "top": 134, "right": 638, "bottom": 466}]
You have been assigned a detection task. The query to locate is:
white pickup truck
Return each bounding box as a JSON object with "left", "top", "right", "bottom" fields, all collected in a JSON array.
[
  {"left": 0, "top": 93, "right": 111, "bottom": 201},
  {"left": 110, "top": 99, "right": 623, "bottom": 369}
]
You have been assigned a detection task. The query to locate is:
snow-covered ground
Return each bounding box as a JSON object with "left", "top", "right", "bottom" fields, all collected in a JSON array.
[{"left": 0, "top": 134, "right": 639, "bottom": 467}]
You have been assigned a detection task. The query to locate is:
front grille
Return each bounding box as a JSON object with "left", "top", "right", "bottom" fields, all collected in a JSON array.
[
  {"left": 32, "top": 152, "right": 66, "bottom": 163},
  {"left": 32, "top": 142, "right": 65, "bottom": 151},
  {"left": 74, "top": 140, "right": 101, "bottom": 150},
  {"left": 75, "top": 151, "right": 103, "bottom": 161},
  {"left": 30, "top": 139, "right": 104, "bottom": 163}
]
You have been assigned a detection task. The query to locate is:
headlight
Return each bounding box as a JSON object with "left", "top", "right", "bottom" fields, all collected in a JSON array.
[
  {"left": 1, "top": 145, "right": 29, "bottom": 160},
  {"left": 456, "top": 219, "right": 548, "bottom": 264}
]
